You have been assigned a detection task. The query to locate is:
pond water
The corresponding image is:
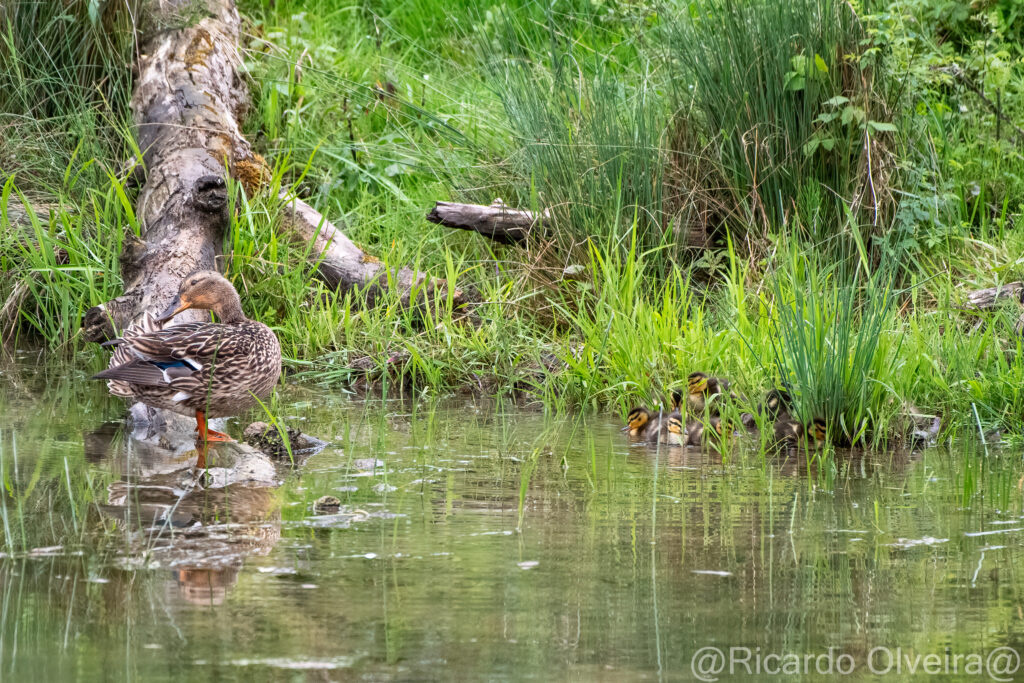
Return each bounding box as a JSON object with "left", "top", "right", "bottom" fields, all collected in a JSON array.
[{"left": 2, "top": 360, "right": 1024, "bottom": 681}]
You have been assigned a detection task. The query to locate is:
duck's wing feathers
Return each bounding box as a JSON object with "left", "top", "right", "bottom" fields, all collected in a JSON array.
[
  {"left": 93, "top": 322, "right": 252, "bottom": 392},
  {"left": 129, "top": 322, "right": 256, "bottom": 364}
]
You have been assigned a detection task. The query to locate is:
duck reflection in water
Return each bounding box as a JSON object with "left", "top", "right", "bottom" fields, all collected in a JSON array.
[
  {"left": 85, "top": 421, "right": 283, "bottom": 606},
  {"left": 171, "top": 567, "right": 240, "bottom": 607}
]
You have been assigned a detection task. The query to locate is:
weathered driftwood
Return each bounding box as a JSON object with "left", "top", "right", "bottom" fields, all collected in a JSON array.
[
  {"left": 964, "top": 282, "right": 1023, "bottom": 310},
  {"left": 960, "top": 281, "right": 1024, "bottom": 338},
  {"left": 425, "top": 198, "right": 711, "bottom": 249},
  {"left": 426, "top": 199, "right": 550, "bottom": 245},
  {"left": 82, "top": 0, "right": 467, "bottom": 345}
]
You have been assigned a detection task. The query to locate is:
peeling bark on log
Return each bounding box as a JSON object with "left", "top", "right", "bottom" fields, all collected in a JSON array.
[
  {"left": 82, "top": 0, "right": 246, "bottom": 342},
  {"left": 426, "top": 199, "right": 549, "bottom": 245},
  {"left": 83, "top": 0, "right": 467, "bottom": 345}
]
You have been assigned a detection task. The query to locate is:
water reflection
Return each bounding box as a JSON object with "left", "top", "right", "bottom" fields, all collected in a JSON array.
[
  {"left": 84, "top": 421, "right": 284, "bottom": 611},
  {"left": 1, "top": 369, "right": 1024, "bottom": 679}
]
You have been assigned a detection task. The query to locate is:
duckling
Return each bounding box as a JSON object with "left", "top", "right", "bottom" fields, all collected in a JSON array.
[
  {"left": 742, "top": 387, "right": 794, "bottom": 432},
  {"left": 622, "top": 407, "right": 661, "bottom": 441},
  {"left": 773, "top": 416, "right": 827, "bottom": 448},
  {"left": 761, "top": 388, "right": 794, "bottom": 420},
  {"left": 686, "top": 371, "right": 735, "bottom": 416},
  {"left": 656, "top": 412, "right": 685, "bottom": 446},
  {"left": 684, "top": 416, "right": 724, "bottom": 447}
]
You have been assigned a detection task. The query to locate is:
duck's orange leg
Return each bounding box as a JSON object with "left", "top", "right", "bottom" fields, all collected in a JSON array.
[{"left": 194, "top": 409, "right": 233, "bottom": 443}]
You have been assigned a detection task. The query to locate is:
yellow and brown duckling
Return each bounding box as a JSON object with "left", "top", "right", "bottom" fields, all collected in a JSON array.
[
  {"left": 657, "top": 408, "right": 685, "bottom": 446},
  {"left": 741, "top": 387, "right": 793, "bottom": 432},
  {"left": 623, "top": 405, "right": 685, "bottom": 446},
  {"left": 622, "top": 407, "right": 661, "bottom": 441},
  {"left": 93, "top": 270, "right": 282, "bottom": 444},
  {"left": 686, "top": 371, "right": 736, "bottom": 416},
  {"left": 683, "top": 416, "right": 724, "bottom": 448},
  {"left": 773, "top": 416, "right": 827, "bottom": 448}
]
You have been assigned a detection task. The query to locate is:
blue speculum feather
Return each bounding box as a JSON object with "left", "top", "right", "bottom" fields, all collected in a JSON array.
[{"left": 152, "top": 361, "right": 187, "bottom": 370}]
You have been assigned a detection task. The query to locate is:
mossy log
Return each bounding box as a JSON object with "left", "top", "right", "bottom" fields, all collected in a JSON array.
[{"left": 82, "top": 0, "right": 467, "bottom": 345}]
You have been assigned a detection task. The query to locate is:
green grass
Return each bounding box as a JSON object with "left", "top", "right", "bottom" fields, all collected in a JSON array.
[{"left": 1, "top": 0, "right": 1024, "bottom": 460}]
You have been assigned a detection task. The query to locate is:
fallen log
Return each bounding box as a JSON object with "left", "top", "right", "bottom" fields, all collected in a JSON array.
[
  {"left": 425, "top": 199, "right": 549, "bottom": 245},
  {"left": 963, "top": 281, "right": 1023, "bottom": 310},
  {"left": 425, "top": 198, "right": 710, "bottom": 249},
  {"left": 279, "top": 190, "right": 462, "bottom": 307},
  {"left": 82, "top": 0, "right": 248, "bottom": 342},
  {"left": 82, "top": 0, "right": 467, "bottom": 344}
]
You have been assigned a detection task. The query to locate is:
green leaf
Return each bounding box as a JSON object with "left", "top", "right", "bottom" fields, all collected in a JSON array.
[
  {"left": 824, "top": 95, "right": 849, "bottom": 107},
  {"left": 784, "top": 73, "right": 806, "bottom": 92},
  {"left": 814, "top": 54, "right": 829, "bottom": 73},
  {"left": 868, "top": 121, "right": 898, "bottom": 133}
]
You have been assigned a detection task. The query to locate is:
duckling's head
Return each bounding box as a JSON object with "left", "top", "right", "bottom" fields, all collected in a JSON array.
[
  {"left": 667, "top": 415, "right": 684, "bottom": 436},
  {"left": 810, "top": 418, "right": 827, "bottom": 442},
  {"left": 710, "top": 416, "right": 724, "bottom": 435},
  {"left": 670, "top": 389, "right": 684, "bottom": 411},
  {"left": 622, "top": 407, "right": 651, "bottom": 433},
  {"left": 764, "top": 388, "right": 793, "bottom": 415},
  {"left": 158, "top": 270, "right": 246, "bottom": 324},
  {"left": 687, "top": 372, "right": 709, "bottom": 395}
]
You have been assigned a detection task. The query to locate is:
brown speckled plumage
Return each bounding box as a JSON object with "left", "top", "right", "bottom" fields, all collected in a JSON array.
[{"left": 93, "top": 271, "right": 281, "bottom": 420}]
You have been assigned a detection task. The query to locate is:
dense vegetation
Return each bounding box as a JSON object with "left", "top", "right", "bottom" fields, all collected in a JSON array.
[{"left": 2, "top": 0, "right": 1023, "bottom": 450}]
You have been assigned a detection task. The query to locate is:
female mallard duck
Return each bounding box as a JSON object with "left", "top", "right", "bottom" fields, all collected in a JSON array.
[{"left": 92, "top": 271, "right": 282, "bottom": 443}]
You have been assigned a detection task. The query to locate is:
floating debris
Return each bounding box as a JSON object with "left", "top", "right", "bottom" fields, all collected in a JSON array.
[
  {"left": 313, "top": 495, "right": 342, "bottom": 514},
  {"left": 243, "top": 421, "right": 327, "bottom": 459},
  {"left": 353, "top": 458, "right": 385, "bottom": 471}
]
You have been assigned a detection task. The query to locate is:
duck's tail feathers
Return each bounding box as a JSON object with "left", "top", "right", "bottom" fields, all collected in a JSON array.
[
  {"left": 92, "top": 360, "right": 168, "bottom": 387},
  {"left": 99, "top": 311, "right": 164, "bottom": 397}
]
